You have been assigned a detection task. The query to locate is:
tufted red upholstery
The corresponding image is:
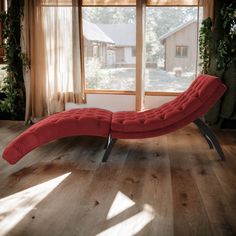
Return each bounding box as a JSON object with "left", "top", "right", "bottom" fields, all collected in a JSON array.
[
  {"left": 111, "top": 80, "right": 225, "bottom": 139},
  {"left": 3, "top": 108, "right": 112, "bottom": 164},
  {"left": 111, "top": 74, "right": 226, "bottom": 136},
  {"left": 2, "top": 74, "right": 226, "bottom": 164}
]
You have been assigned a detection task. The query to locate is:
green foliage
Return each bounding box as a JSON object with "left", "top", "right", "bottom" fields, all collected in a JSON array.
[
  {"left": 0, "top": 0, "right": 27, "bottom": 120},
  {"left": 199, "top": 2, "right": 236, "bottom": 74},
  {"left": 203, "top": 1, "right": 236, "bottom": 127},
  {"left": 85, "top": 59, "right": 110, "bottom": 89},
  {"left": 216, "top": 2, "right": 236, "bottom": 70},
  {"left": 199, "top": 17, "right": 213, "bottom": 74}
]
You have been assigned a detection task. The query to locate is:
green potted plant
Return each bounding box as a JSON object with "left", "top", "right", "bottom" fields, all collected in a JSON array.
[
  {"left": 0, "top": 0, "right": 26, "bottom": 120},
  {"left": 199, "top": 0, "right": 236, "bottom": 128}
]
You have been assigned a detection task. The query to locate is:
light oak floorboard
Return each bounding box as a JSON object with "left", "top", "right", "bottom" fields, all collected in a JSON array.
[{"left": 0, "top": 121, "right": 235, "bottom": 236}]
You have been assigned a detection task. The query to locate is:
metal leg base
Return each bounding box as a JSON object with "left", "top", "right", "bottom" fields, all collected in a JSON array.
[
  {"left": 197, "top": 128, "right": 214, "bottom": 149},
  {"left": 104, "top": 138, "right": 109, "bottom": 149},
  {"left": 102, "top": 137, "right": 117, "bottom": 162},
  {"left": 194, "top": 119, "right": 225, "bottom": 160}
]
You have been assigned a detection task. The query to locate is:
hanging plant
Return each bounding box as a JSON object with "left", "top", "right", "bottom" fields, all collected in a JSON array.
[
  {"left": 0, "top": 0, "right": 27, "bottom": 120},
  {"left": 216, "top": 2, "right": 236, "bottom": 70},
  {"left": 199, "top": 2, "right": 236, "bottom": 74},
  {"left": 199, "top": 17, "right": 213, "bottom": 74},
  {"left": 201, "top": 0, "right": 236, "bottom": 127}
]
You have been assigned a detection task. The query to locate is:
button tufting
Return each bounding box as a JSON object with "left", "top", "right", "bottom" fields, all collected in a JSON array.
[{"left": 111, "top": 74, "right": 224, "bottom": 133}]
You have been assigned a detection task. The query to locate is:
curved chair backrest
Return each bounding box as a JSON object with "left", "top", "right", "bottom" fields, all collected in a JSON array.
[{"left": 111, "top": 74, "right": 227, "bottom": 138}]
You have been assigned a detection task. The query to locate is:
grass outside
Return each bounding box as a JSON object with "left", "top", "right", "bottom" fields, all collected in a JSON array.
[
  {"left": 0, "top": 65, "right": 195, "bottom": 93},
  {"left": 85, "top": 67, "right": 195, "bottom": 92}
]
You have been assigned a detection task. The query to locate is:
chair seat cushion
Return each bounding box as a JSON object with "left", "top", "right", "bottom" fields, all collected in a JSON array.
[
  {"left": 3, "top": 108, "right": 112, "bottom": 164},
  {"left": 111, "top": 75, "right": 225, "bottom": 133}
]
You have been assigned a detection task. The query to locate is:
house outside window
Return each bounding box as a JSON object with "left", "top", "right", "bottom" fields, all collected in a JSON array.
[
  {"left": 176, "top": 46, "right": 188, "bottom": 57},
  {"left": 80, "top": 1, "right": 203, "bottom": 96},
  {"left": 82, "top": 7, "right": 136, "bottom": 91},
  {"left": 145, "top": 7, "right": 202, "bottom": 92}
]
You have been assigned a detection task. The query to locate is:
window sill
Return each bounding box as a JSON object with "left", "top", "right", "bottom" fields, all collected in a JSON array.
[
  {"left": 85, "top": 89, "right": 136, "bottom": 95},
  {"left": 145, "top": 91, "right": 180, "bottom": 96},
  {"left": 85, "top": 90, "right": 180, "bottom": 96}
]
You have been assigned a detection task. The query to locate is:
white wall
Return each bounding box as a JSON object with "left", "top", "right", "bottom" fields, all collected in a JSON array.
[
  {"left": 66, "top": 94, "right": 136, "bottom": 112},
  {"left": 124, "top": 47, "right": 135, "bottom": 64},
  {"left": 144, "top": 96, "right": 175, "bottom": 110},
  {"left": 66, "top": 94, "right": 175, "bottom": 111}
]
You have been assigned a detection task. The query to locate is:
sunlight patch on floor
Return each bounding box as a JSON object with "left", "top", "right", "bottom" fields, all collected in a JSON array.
[
  {"left": 106, "top": 191, "right": 135, "bottom": 220},
  {"left": 0, "top": 172, "right": 71, "bottom": 236},
  {"left": 98, "top": 203, "right": 155, "bottom": 236}
]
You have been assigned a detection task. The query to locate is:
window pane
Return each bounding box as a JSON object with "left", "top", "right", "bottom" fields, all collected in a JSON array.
[
  {"left": 82, "top": 7, "right": 136, "bottom": 91},
  {"left": 176, "top": 46, "right": 188, "bottom": 57},
  {"left": 145, "top": 7, "right": 202, "bottom": 92}
]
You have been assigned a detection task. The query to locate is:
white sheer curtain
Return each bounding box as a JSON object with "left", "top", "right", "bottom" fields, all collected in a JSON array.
[{"left": 22, "top": 0, "right": 85, "bottom": 120}]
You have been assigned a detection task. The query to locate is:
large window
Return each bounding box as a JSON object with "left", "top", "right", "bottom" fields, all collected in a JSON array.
[
  {"left": 82, "top": 1, "right": 203, "bottom": 94},
  {"left": 82, "top": 7, "right": 136, "bottom": 91},
  {"left": 145, "top": 6, "right": 201, "bottom": 93}
]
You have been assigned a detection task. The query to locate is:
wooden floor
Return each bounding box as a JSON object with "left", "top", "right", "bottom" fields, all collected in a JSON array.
[{"left": 0, "top": 121, "right": 236, "bottom": 236}]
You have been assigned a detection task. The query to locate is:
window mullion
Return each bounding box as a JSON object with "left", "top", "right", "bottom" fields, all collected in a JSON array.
[{"left": 136, "top": 0, "right": 146, "bottom": 111}]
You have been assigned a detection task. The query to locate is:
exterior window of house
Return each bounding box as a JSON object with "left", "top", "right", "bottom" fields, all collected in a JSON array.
[
  {"left": 145, "top": 6, "right": 202, "bottom": 93},
  {"left": 82, "top": 6, "right": 136, "bottom": 91},
  {"left": 176, "top": 46, "right": 188, "bottom": 57}
]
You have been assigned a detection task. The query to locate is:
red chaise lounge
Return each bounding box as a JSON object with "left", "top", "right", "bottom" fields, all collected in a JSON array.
[{"left": 2, "top": 74, "right": 226, "bottom": 164}]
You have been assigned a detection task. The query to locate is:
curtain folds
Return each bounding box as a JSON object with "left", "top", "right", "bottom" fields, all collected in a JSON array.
[{"left": 22, "top": 0, "right": 85, "bottom": 121}]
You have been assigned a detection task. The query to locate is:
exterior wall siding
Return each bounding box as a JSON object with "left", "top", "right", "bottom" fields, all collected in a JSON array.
[
  {"left": 124, "top": 47, "right": 135, "bottom": 64},
  {"left": 165, "top": 22, "right": 197, "bottom": 73}
]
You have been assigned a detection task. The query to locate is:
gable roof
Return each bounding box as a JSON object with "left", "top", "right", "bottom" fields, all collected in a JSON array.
[
  {"left": 159, "top": 19, "right": 197, "bottom": 43},
  {"left": 83, "top": 20, "right": 114, "bottom": 44},
  {"left": 98, "top": 24, "right": 136, "bottom": 46}
]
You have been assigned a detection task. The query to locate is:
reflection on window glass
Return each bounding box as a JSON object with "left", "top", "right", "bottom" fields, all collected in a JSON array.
[
  {"left": 82, "top": 7, "right": 136, "bottom": 91},
  {"left": 145, "top": 7, "right": 202, "bottom": 92}
]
